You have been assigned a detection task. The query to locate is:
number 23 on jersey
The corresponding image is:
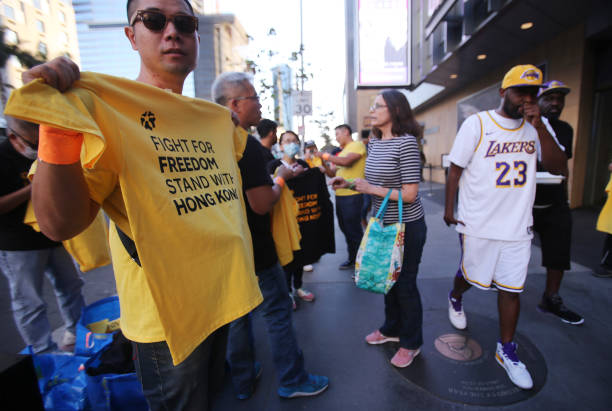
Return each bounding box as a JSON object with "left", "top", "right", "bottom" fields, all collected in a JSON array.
[{"left": 496, "top": 161, "right": 527, "bottom": 187}]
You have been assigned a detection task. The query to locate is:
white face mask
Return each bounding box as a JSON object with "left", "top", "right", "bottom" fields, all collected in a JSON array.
[{"left": 21, "top": 145, "right": 38, "bottom": 160}]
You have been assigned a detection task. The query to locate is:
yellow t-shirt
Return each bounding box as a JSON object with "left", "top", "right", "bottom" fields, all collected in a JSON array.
[
  {"left": 597, "top": 174, "right": 612, "bottom": 235},
  {"left": 336, "top": 141, "right": 366, "bottom": 196},
  {"left": 306, "top": 156, "right": 323, "bottom": 168},
  {"left": 24, "top": 199, "right": 111, "bottom": 273},
  {"left": 6, "top": 73, "right": 263, "bottom": 365}
]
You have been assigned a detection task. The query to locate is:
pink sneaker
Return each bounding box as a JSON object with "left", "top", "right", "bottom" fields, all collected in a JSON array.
[
  {"left": 296, "top": 288, "right": 315, "bottom": 302},
  {"left": 390, "top": 347, "right": 421, "bottom": 368},
  {"left": 365, "top": 330, "right": 399, "bottom": 345}
]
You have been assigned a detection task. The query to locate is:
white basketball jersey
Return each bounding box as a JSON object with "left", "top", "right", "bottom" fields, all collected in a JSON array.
[{"left": 449, "top": 110, "right": 538, "bottom": 241}]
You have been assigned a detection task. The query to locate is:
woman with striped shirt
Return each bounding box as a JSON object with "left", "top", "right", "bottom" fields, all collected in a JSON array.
[{"left": 330, "top": 89, "right": 427, "bottom": 368}]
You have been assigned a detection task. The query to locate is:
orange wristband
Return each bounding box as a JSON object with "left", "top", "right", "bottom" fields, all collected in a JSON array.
[
  {"left": 322, "top": 152, "right": 331, "bottom": 161},
  {"left": 39, "top": 125, "right": 84, "bottom": 165},
  {"left": 275, "top": 176, "right": 285, "bottom": 188}
]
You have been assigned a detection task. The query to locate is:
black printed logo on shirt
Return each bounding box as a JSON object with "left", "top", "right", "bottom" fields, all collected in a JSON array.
[{"left": 140, "top": 111, "right": 156, "bottom": 130}]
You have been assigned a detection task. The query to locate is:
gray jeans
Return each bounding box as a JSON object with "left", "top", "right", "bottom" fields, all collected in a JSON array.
[{"left": 0, "top": 246, "right": 84, "bottom": 353}]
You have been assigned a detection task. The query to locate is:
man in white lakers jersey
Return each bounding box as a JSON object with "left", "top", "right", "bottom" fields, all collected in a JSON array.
[{"left": 444, "top": 65, "right": 567, "bottom": 390}]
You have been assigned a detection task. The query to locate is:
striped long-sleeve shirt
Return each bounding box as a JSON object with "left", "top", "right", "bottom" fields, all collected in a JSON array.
[{"left": 365, "top": 135, "right": 425, "bottom": 225}]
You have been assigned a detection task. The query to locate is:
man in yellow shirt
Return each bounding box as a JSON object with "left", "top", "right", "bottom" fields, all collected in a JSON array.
[
  {"left": 318, "top": 124, "right": 366, "bottom": 269},
  {"left": 12, "top": 1, "right": 262, "bottom": 410}
]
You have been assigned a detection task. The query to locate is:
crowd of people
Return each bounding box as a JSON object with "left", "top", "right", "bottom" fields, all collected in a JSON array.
[{"left": 1, "top": 1, "right": 611, "bottom": 410}]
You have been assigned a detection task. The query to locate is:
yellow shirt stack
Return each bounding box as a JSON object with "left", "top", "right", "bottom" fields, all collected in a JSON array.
[
  {"left": 335, "top": 141, "right": 367, "bottom": 196},
  {"left": 6, "top": 73, "right": 263, "bottom": 365}
]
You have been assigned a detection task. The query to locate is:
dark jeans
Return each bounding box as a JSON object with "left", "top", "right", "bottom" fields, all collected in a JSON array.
[
  {"left": 227, "top": 263, "right": 307, "bottom": 394},
  {"left": 361, "top": 194, "right": 372, "bottom": 221},
  {"left": 336, "top": 194, "right": 364, "bottom": 263},
  {"left": 379, "top": 217, "right": 427, "bottom": 349},
  {"left": 603, "top": 233, "right": 612, "bottom": 268},
  {"left": 283, "top": 259, "right": 304, "bottom": 290},
  {"left": 132, "top": 325, "right": 228, "bottom": 411}
]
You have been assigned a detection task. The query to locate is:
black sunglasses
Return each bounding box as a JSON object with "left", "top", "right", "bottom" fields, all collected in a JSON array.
[
  {"left": 130, "top": 10, "right": 199, "bottom": 34},
  {"left": 8, "top": 128, "right": 38, "bottom": 150}
]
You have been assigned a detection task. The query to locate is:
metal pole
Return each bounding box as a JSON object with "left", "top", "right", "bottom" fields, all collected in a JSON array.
[
  {"left": 299, "top": 0, "right": 305, "bottom": 144},
  {"left": 427, "top": 164, "right": 434, "bottom": 197}
]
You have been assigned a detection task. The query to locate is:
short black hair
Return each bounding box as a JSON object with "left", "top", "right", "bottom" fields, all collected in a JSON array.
[
  {"left": 127, "top": 0, "right": 195, "bottom": 22},
  {"left": 335, "top": 124, "right": 352, "bottom": 134},
  {"left": 257, "top": 119, "right": 277, "bottom": 139}
]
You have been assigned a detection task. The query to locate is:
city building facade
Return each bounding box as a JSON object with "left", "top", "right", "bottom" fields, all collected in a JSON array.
[
  {"left": 272, "top": 64, "right": 293, "bottom": 131},
  {"left": 345, "top": 0, "right": 612, "bottom": 208},
  {"left": 193, "top": 13, "right": 248, "bottom": 100},
  {"left": 0, "top": 0, "right": 80, "bottom": 124}
]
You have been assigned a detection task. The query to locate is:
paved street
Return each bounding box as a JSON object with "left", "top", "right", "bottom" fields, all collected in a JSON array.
[{"left": 1, "top": 183, "right": 610, "bottom": 410}]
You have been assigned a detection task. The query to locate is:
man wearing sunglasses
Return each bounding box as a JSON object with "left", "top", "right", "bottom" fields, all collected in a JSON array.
[
  {"left": 8, "top": 1, "right": 264, "bottom": 410},
  {"left": 0, "top": 115, "right": 85, "bottom": 355}
]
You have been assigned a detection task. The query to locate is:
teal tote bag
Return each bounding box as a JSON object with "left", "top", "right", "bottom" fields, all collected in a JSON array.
[{"left": 355, "top": 189, "right": 405, "bottom": 294}]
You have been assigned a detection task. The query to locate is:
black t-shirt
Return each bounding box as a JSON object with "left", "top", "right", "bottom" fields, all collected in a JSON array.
[
  {"left": 0, "top": 140, "right": 60, "bottom": 250},
  {"left": 261, "top": 145, "right": 275, "bottom": 165},
  {"left": 238, "top": 135, "right": 278, "bottom": 271},
  {"left": 268, "top": 159, "right": 335, "bottom": 266},
  {"left": 534, "top": 118, "right": 573, "bottom": 206}
]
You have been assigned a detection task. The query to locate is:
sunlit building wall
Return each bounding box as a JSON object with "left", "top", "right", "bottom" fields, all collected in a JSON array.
[{"left": 0, "top": 0, "right": 80, "bottom": 124}]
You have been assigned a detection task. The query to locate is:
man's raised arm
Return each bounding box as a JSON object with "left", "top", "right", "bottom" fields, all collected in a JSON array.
[{"left": 22, "top": 58, "right": 98, "bottom": 241}]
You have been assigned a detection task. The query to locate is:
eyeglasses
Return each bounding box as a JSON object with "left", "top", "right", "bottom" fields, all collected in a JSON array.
[
  {"left": 8, "top": 128, "right": 38, "bottom": 149},
  {"left": 130, "top": 10, "right": 199, "bottom": 34},
  {"left": 233, "top": 94, "right": 260, "bottom": 102},
  {"left": 370, "top": 103, "right": 387, "bottom": 111}
]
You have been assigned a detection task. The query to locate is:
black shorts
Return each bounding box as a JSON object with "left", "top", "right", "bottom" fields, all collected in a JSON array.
[{"left": 532, "top": 203, "right": 572, "bottom": 270}]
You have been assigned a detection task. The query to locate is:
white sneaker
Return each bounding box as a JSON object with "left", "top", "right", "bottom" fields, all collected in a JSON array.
[
  {"left": 62, "top": 330, "right": 76, "bottom": 346},
  {"left": 448, "top": 292, "right": 467, "bottom": 330},
  {"left": 60, "top": 330, "right": 76, "bottom": 351},
  {"left": 495, "top": 342, "right": 533, "bottom": 390},
  {"left": 303, "top": 265, "right": 314, "bottom": 272}
]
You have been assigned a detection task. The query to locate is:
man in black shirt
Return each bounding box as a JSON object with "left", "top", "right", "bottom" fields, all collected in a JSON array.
[
  {"left": 256, "top": 118, "right": 278, "bottom": 164},
  {"left": 212, "top": 72, "right": 329, "bottom": 400},
  {"left": 534, "top": 80, "right": 583, "bottom": 325},
  {"left": 0, "top": 116, "right": 85, "bottom": 353}
]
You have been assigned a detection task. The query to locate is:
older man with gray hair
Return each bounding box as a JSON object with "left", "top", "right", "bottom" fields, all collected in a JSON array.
[{"left": 211, "top": 72, "right": 329, "bottom": 400}]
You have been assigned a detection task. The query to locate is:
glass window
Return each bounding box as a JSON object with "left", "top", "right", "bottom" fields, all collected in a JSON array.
[
  {"left": 4, "top": 5, "right": 15, "bottom": 20},
  {"left": 4, "top": 29, "right": 18, "bottom": 44},
  {"left": 33, "top": 0, "right": 41, "bottom": 9},
  {"left": 41, "top": 0, "right": 50, "bottom": 14},
  {"left": 58, "top": 10, "right": 66, "bottom": 23},
  {"left": 38, "top": 41, "right": 47, "bottom": 57},
  {"left": 36, "top": 20, "right": 45, "bottom": 33}
]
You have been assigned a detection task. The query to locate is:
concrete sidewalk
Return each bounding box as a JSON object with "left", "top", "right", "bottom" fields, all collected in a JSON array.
[
  {"left": 1, "top": 183, "right": 610, "bottom": 410},
  {"left": 212, "top": 183, "right": 612, "bottom": 410}
]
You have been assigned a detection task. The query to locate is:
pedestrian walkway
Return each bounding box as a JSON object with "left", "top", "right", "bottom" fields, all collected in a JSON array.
[
  {"left": 212, "top": 183, "right": 612, "bottom": 410},
  {"left": 1, "top": 184, "right": 610, "bottom": 410}
]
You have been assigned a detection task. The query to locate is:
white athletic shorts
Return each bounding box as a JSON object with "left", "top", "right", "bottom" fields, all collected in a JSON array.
[{"left": 459, "top": 233, "right": 531, "bottom": 293}]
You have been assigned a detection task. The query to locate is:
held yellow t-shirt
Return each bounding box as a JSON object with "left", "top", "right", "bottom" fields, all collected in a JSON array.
[
  {"left": 306, "top": 156, "right": 323, "bottom": 168},
  {"left": 6, "top": 73, "right": 263, "bottom": 365},
  {"left": 597, "top": 174, "right": 612, "bottom": 235},
  {"left": 336, "top": 140, "right": 366, "bottom": 196}
]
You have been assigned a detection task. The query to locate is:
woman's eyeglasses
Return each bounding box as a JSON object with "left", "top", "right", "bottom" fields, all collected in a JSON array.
[
  {"left": 370, "top": 103, "right": 387, "bottom": 111},
  {"left": 130, "top": 10, "right": 199, "bottom": 34}
]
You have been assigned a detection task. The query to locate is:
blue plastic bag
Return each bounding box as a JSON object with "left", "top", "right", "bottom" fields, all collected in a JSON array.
[
  {"left": 105, "top": 373, "right": 148, "bottom": 411},
  {"left": 26, "top": 348, "right": 89, "bottom": 411},
  {"left": 76, "top": 296, "right": 120, "bottom": 357},
  {"left": 84, "top": 338, "right": 147, "bottom": 411}
]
